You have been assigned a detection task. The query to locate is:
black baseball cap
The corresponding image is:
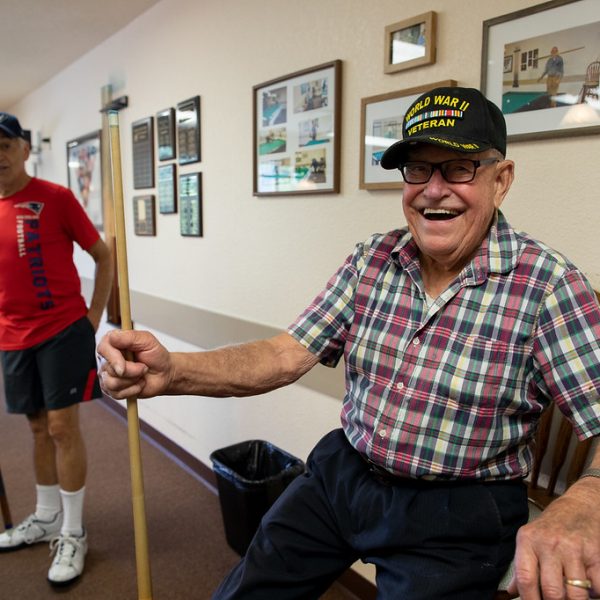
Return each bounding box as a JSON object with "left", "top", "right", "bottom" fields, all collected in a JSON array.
[
  {"left": 380, "top": 87, "right": 506, "bottom": 169},
  {"left": 0, "top": 112, "right": 27, "bottom": 140}
]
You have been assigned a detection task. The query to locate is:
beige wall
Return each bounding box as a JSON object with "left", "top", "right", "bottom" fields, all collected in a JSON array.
[
  {"left": 10, "top": 0, "right": 600, "bottom": 582},
  {"left": 12, "top": 0, "right": 600, "bottom": 502},
  {"left": 14, "top": 0, "right": 600, "bottom": 305}
]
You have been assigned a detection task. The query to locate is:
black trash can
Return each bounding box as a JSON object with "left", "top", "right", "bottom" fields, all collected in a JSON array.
[{"left": 210, "top": 439, "right": 306, "bottom": 556}]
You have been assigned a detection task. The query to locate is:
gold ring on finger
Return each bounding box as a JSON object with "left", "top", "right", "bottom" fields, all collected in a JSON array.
[{"left": 564, "top": 578, "right": 593, "bottom": 590}]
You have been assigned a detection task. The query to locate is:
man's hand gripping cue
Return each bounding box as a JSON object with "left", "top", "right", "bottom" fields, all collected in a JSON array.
[{"left": 97, "top": 330, "right": 172, "bottom": 400}]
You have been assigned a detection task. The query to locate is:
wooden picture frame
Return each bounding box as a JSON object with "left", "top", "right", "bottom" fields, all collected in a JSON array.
[
  {"left": 132, "top": 117, "right": 155, "bottom": 189},
  {"left": 179, "top": 172, "right": 202, "bottom": 237},
  {"left": 384, "top": 12, "right": 437, "bottom": 74},
  {"left": 177, "top": 96, "right": 201, "bottom": 165},
  {"left": 481, "top": 0, "right": 600, "bottom": 142},
  {"left": 158, "top": 163, "right": 177, "bottom": 214},
  {"left": 359, "top": 80, "right": 457, "bottom": 190},
  {"left": 156, "top": 107, "right": 176, "bottom": 161},
  {"left": 66, "top": 131, "right": 103, "bottom": 230},
  {"left": 133, "top": 194, "right": 156, "bottom": 236},
  {"left": 253, "top": 60, "right": 342, "bottom": 196}
]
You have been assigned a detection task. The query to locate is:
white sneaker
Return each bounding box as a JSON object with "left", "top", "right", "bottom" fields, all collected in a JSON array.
[
  {"left": 0, "top": 512, "right": 62, "bottom": 551},
  {"left": 47, "top": 530, "right": 88, "bottom": 586}
]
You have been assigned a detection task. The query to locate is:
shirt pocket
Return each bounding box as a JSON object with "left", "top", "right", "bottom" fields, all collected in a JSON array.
[{"left": 437, "top": 335, "right": 524, "bottom": 409}]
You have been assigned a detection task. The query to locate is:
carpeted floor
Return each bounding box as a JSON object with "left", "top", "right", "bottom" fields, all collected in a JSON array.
[{"left": 0, "top": 399, "right": 360, "bottom": 599}]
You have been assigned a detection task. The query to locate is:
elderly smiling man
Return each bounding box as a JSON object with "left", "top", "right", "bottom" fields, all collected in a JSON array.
[{"left": 98, "top": 86, "right": 600, "bottom": 600}]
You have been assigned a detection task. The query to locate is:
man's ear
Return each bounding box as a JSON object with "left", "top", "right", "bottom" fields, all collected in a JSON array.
[
  {"left": 494, "top": 159, "right": 514, "bottom": 209},
  {"left": 21, "top": 139, "right": 31, "bottom": 161}
]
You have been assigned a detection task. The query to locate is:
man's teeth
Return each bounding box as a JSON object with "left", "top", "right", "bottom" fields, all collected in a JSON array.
[{"left": 422, "top": 208, "right": 459, "bottom": 220}]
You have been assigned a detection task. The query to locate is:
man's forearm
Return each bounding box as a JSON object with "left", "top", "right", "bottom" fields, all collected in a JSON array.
[{"left": 167, "top": 333, "right": 319, "bottom": 397}]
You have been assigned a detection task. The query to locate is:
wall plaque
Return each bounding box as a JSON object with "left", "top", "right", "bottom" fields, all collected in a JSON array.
[
  {"left": 132, "top": 117, "right": 154, "bottom": 189},
  {"left": 179, "top": 172, "right": 202, "bottom": 236},
  {"left": 177, "top": 96, "right": 201, "bottom": 165}
]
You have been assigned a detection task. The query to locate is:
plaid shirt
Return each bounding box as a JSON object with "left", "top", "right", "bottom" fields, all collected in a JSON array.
[{"left": 288, "top": 212, "right": 600, "bottom": 480}]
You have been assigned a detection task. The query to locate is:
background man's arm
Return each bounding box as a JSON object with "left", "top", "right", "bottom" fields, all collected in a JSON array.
[{"left": 86, "top": 238, "right": 114, "bottom": 331}]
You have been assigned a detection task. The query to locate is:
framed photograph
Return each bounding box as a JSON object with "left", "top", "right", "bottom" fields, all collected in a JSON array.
[
  {"left": 359, "top": 80, "right": 457, "bottom": 190},
  {"left": 66, "top": 131, "right": 103, "bottom": 231},
  {"left": 384, "top": 12, "right": 437, "bottom": 74},
  {"left": 132, "top": 117, "right": 155, "bottom": 189},
  {"left": 158, "top": 164, "right": 177, "bottom": 214},
  {"left": 179, "top": 172, "right": 202, "bottom": 237},
  {"left": 253, "top": 60, "right": 342, "bottom": 196},
  {"left": 481, "top": 0, "right": 600, "bottom": 142},
  {"left": 133, "top": 195, "right": 156, "bottom": 236},
  {"left": 177, "top": 96, "right": 201, "bottom": 165},
  {"left": 156, "top": 107, "right": 176, "bottom": 161}
]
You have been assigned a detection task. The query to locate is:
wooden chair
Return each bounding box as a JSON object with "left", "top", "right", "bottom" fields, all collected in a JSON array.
[
  {"left": 495, "top": 288, "right": 599, "bottom": 599},
  {"left": 578, "top": 60, "right": 600, "bottom": 104},
  {"left": 495, "top": 404, "right": 594, "bottom": 599}
]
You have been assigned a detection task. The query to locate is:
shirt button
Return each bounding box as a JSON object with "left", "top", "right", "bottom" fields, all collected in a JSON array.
[
  {"left": 396, "top": 382, "right": 404, "bottom": 390},
  {"left": 379, "top": 429, "right": 387, "bottom": 438},
  {"left": 412, "top": 337, "right": 420, "bottom": 346}
]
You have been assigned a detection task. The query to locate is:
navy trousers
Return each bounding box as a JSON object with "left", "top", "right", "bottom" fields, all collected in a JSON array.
[{"left": 213, "top": 429, "right": 528, "bottom": 600}]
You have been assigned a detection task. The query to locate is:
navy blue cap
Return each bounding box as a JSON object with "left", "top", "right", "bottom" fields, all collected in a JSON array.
[
  {"left": 380, "top": 87, "right": 507, "bottom": 169},
  {"left": 0, "top": 112, "right": 27, "bottom": 140}
]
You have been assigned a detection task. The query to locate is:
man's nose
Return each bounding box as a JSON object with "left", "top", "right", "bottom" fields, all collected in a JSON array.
[{"left": 423, "top": 166, "right": 448, "bottom": 194}]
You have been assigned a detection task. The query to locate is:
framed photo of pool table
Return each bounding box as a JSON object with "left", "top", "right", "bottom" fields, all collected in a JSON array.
[
  {"left": 481, "top": 0, "right": 600, "bottom": 142},
  {"left": 253, "top": 60, "right": 342, "bottom": 196}
]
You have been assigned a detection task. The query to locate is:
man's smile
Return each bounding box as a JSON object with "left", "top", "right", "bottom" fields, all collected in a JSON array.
[{"left": 421, "top": 207, "right": 461, "bottom": 221}]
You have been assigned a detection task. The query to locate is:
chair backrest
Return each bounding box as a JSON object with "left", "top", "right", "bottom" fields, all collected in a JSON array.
[
  {"left": 527, "top": 402, "right": 593, "bottom": 509},
  {"left": 585, "top": 60, "right": 600, "bottom": 86},
  {"left": 527, "top": 287, "right": 599, "bottom": 508}
]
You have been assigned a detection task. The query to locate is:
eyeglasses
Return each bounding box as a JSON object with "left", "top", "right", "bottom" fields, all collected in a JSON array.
[{"left": 398, "top": 158, "right": 500, "bottom": 184}]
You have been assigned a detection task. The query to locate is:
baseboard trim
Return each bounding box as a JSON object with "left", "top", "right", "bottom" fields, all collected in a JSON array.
[{"left": 98, "top": 395, "right": 377, "bottom": 600}]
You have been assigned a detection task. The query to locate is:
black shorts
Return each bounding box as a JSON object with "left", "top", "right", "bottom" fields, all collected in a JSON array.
[{"left": 0, "top": 317, "right": 101, "bottom": 414}]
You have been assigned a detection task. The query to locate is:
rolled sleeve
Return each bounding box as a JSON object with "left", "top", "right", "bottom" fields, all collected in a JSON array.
[
  {"left": 533, "top": 271, "right": 600, "bottom": 440},
  {"left": 288, "top": 245, "right": 363, "bottom": 368}
]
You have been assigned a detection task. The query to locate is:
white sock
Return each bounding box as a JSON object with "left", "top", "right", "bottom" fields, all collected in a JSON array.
[
  {"left": 35, "top": 484, "right": 61, "bottom": 521},
  {"left": 59, "top": 486, "right": 85, "bottom": 537}
]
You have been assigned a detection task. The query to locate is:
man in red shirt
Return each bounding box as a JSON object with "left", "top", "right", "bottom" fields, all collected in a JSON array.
[{"left": 0, "top": 112, "right": 113, "bottom": 586}]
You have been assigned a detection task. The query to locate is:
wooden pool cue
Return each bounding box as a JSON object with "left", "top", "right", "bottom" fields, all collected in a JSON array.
[
  {"left": 0, "top": 465, "right": 12, "bottom": 530},
  {"left": 107, "top": 110, "right": 153, "bottom": 600}
]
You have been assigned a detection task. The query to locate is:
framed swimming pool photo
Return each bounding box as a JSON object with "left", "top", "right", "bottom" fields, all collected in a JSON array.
[
  {"left": 66, "top": 131, "right": 103, "bottom": 231},
  {"left": 481, "top": 0, "right": 600, "bottom": 142},
  {"left": 253, "top": 60, "right": 342, "bottom": 196},
  {"left": 359, "top": 80, "right": 457, "bottom": 191}
]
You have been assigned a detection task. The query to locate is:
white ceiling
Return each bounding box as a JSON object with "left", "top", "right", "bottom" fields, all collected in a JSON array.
[{"left": 0, "top": 0, "right": 162, "bottom": 111}]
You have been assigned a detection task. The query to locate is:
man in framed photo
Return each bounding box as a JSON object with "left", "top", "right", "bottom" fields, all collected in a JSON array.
[{"left": 538, "top": 46, "right": 564, "bottom": 107}]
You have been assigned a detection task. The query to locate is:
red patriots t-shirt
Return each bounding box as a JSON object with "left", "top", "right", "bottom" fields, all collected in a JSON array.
[{"left": 0, "top": 178, "right": 100, "bottom": 350}]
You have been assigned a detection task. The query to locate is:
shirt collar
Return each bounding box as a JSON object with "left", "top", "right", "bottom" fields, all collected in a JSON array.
[{"left": 391, "top": 210, "right": 520, "bottom": 284}]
